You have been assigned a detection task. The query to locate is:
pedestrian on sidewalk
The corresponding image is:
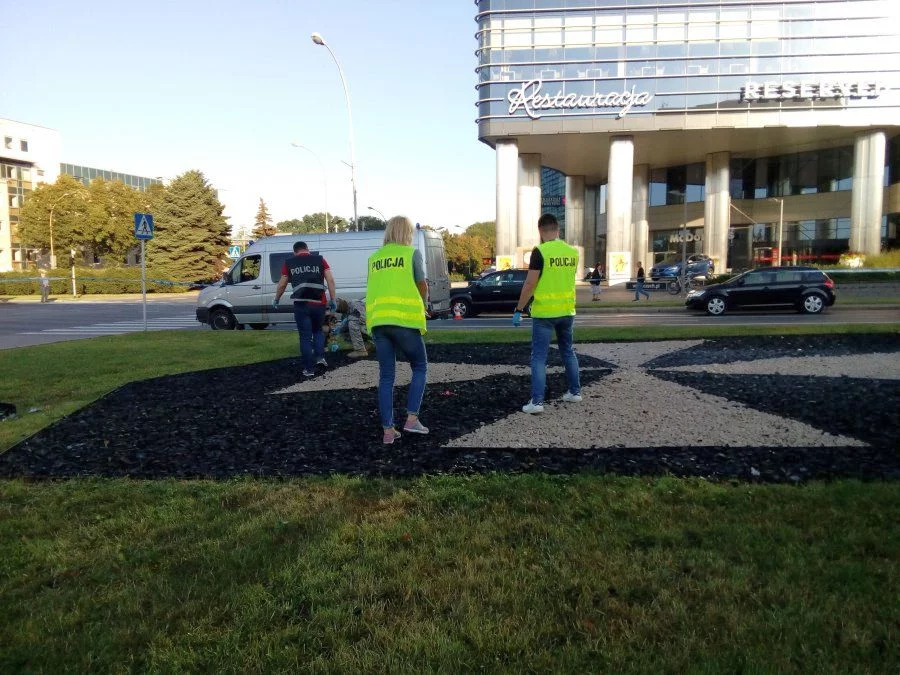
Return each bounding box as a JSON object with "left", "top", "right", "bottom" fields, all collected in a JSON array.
[
  {"left": 335, "top": 297, "right": 369, "bottom": 358},
  {"left": 512, "top": 213, "right": 582, "bottom": 414},
  {"left": 589, "top": 263, "right": 603, "bottom": 301},
  {"left": 273, "top": 241, "right": 337, "bottom": 377},
  {"left": 39, "top": 270, "right": 50, "bottom": 303},
  {"left": 634, "top": 261, "right": 651, "bottom": 301},
  {"left": 366, "top": 216, "right": 430, "bottom": 444}
]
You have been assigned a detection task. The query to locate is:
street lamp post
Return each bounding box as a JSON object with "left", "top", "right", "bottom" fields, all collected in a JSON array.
[
  {"left": 768, "top": 197, "right": 784, "bottom": 265},
  {"left": 290, "top": 142, "right": 329, "bottom": 233},
  {"left": 311, "top": 32, "right": 359, "bottom": 232},
  {"left": 367, "top": 206, "right": 387, "bottom": 225}
]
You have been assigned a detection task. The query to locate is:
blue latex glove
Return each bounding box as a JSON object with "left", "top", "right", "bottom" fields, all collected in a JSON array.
[
  {"left": 328, "top": 300, "right": 337, "bottom": 312},
  {"left": 271, "top": 298, "right": 279, "bottom": 310},
  {"left": 512, "top": 310, "right": 522, "bottom": 327}
]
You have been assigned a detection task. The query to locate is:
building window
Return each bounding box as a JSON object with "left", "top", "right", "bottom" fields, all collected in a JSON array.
[
  {"left": 3, "top": 137, "right": 11, "bottom": 150},
  {"left": 19, "top": 140, "right": 28, "bottom": 152}
]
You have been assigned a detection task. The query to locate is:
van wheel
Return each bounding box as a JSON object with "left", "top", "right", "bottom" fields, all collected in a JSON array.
[
  {"left": 209, "top": 308, "right": 236, "bottom": 330},
  {"left": 249, "top": 323, "right": 269, "bottom": 330}
]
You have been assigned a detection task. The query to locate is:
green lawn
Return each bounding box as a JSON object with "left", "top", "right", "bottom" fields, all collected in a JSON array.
[
  {"left": 1, "top": 476, "right": 897, "bottom": 672},
  {"left": 1, "top": 326, "right": 898, "bottom": 671}
]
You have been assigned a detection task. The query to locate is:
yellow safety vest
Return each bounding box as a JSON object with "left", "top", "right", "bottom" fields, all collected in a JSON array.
[
  {"left": 531, "top": 239, "right": 578, "bottom": 318},
  {"left": 366, "top": 244, "right": 427, "bottom": 334}
]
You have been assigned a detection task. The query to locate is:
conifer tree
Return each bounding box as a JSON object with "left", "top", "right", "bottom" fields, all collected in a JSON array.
[
  {"left": 251, "top": 198, "right": 276, "bottom": 239},
  {"left": 148, "top": 170, "right": 230, "bottom": 280}
]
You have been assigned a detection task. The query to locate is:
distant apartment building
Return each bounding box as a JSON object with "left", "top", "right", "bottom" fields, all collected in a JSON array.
[{"left": 0, "top": 118, "right": 160, "bottom": 271}]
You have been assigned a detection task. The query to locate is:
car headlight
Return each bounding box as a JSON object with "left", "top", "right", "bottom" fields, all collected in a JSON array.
[{"left": 686, "top": 289, "right": 705, "bottom": 299}]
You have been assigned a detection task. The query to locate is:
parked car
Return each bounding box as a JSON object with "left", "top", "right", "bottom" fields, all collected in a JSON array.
[
  {"left": 685, "top": 266, "right": 836, "bottom": 315},
  {"left": 450, "top": 269, "right": 530, "bottom": 317},
  {"left": 650, "top": 254, "right": 714, "bottom": 280}
]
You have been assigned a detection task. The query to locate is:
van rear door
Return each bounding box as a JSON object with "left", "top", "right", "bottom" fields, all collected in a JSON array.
[{"left": 421, "top": 230, "right": 450, "bottom": 315}]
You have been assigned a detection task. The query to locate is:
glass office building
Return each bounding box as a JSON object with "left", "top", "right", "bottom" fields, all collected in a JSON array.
[
  {"left": 61, "top": 164, "right": 160, "bottom": 192},
  {"left": 478, "top": 0, "right": 900, "bottom": 272}
]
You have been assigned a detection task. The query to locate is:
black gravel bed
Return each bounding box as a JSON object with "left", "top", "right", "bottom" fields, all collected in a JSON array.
[
  {"left": 1, "top": 342, "right": 897, "bottom": 482},
  {"left": 651, "top": 371, "right": 899, "bottom": 450},
  {"left": 644, "top": 333, "right": 899, "bottom": 369}
]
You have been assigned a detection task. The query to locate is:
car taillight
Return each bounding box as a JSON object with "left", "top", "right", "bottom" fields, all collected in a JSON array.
[{"left": 825, "top": 279, "right": 834, "bottom": 289}]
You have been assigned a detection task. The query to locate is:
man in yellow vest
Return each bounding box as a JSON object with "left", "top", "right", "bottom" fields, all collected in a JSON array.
[{"left": 512, "top": 213, "right": 581, "bottom": 414}]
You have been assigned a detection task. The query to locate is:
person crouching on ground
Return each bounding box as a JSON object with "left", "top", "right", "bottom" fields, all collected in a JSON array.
[
  {"left": 512, "top": 213, "right": 581, "bottom": 414},
  {"left": 335, "top": 297, "right": 369, "bottom": 358},
  {"left": 366, "top": 216, "right": 429, "bottom": 444}
]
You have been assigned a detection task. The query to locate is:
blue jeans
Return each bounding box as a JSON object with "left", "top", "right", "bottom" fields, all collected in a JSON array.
[
  {"left": 635, "top": 280, "right": 650, "bottom": 300},
  {"left": 293, "top": 302, "right": 325, "bottom": 372},
  {"left": 372, "top": 325, "right": 428, "bottom": 429},
  {"left": 530, "top": 315, "right": 580, "bottom": 404}
]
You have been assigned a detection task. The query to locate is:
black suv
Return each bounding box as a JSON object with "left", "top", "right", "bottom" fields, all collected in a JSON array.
[
  {"left": 450, "top": 269, "right": 529, "bottom": 317},
  {"left": 685, "top": 266, "right": 836, "bottom": 315}
]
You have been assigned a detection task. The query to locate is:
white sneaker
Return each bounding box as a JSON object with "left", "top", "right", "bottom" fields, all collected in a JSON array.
[
  {"left": 562, "top": 392, "right": 583, "bottom": 403},
  {"left": 522, "top": 401, "right": 544, "bottom": 414},
  {"left": 316, "top": 358, "right": 328, "bottom": 367}
]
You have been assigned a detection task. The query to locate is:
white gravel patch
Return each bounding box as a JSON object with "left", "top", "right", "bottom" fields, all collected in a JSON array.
[
  {"left": 658, "top": 352, "right": 900, "bottom": 380},
  {"left": 445, "top": 368, "right": 866, "bottom": 449},
  {"left": 444, "top": 340, "right": 866, "bottom": 449}
]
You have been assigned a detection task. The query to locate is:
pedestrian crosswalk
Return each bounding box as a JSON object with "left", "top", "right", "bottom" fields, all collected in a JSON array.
[{"left": 22, "top": 316, "right": 201, "bottom": 336}]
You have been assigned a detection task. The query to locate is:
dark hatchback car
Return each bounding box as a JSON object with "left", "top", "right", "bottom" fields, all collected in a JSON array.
[
  {"left": 685, "top": 267, "right": 836, "bottom": 315},
  {"left": 450, "top": 269, "right": 529, "bottom": 317}
]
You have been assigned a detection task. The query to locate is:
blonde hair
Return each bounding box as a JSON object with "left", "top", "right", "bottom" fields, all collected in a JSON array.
[{"left": 383, "top": 216, "right": 414, "bottom": 246}]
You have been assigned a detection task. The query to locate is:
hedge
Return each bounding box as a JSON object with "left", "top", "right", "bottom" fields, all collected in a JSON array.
[{"left": 0, "top": 268, "right": 196, "bottom": 295}]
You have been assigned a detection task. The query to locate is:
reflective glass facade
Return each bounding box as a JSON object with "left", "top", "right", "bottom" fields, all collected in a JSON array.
[
  {"left": 61, "top": 164, "right": 160, "bottom": 191},
  {"left": 476, "top": 0, "right": 900, "bottom": 120}
]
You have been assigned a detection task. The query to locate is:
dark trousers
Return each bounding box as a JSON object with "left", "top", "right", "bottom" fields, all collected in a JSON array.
[{"left": 293, "top": 302, "right": 325, "bottom": 371}]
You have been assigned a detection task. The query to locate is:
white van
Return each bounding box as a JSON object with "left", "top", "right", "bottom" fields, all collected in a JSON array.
[{"left": 196, "top": 228, "right": 451, "bottom": 330}]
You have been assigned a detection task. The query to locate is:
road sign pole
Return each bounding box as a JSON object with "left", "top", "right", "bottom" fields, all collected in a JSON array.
[{"left": 141, "top": 240, "right": 147, "bottom": 332}]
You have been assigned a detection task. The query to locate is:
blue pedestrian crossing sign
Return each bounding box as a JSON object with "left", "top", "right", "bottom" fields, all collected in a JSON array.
[
  {"left": 228, "top": 245, "right": 243, "bottom": 259},
  {"left": 134, "top": 213, "right": 154, "bottom": 240}
]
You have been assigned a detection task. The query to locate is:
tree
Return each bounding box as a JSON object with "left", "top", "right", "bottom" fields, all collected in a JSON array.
[
  {"left": 275, "top": 213, "right": 348, "bottom": 234},
  {"left": 353, "top": 215, "right": 386, "bottom": 231},
  {"left": 251, "top": 198, "right": 276, "bottom": 239},
  {"left": 19, "top": 175, "right": 90, "bottom": 257},
  {"left": 148, "top": 170, "right": 230, "bottom": 280},
  {"left": 465, "top": 220, "right": 496, "bottom": 258},
  {"left": 442, "top": 231, "right": 491, "bottom": 278},
  {"left": 85, "top": 178, "right": 145, "bottom": 263}
]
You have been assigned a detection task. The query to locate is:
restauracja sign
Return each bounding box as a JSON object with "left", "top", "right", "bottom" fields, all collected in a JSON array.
[{"left": 508, "top": 80, "right": 653, "bottom": 120}]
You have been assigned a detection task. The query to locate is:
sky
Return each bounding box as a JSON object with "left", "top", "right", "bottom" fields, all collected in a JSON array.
[{"left": 1, "top": 0, "right": 495, "bottom": 233}]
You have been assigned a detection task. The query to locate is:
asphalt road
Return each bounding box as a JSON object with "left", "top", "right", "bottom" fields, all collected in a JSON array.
[{"left": 1, "top": 297, "right": 897, "bottom": 350}]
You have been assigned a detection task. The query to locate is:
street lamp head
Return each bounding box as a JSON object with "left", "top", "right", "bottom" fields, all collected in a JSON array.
[{"left": 311, "top": 32, "right": 325, "bottom": 46}]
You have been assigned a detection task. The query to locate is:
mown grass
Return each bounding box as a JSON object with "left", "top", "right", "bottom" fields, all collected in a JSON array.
[
  {"left": 1, "top": 475, "right": 897, "bottom": 672},
  {"left": 2, "top": 325, "right": 898, "bottom": 451}
]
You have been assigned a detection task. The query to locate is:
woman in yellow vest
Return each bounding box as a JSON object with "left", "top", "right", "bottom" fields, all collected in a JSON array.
[{"left": 366, "top": 216, "right": 429, "bottom": 444}]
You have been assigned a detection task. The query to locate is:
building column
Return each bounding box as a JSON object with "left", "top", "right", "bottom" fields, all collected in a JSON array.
[
  {"left": 517, "top": 153, "right": 542, "bottom": 259},
  {"left": 631, "top": 164, "right": 649, "bottom": 269},
  {"left": 850, "top": 130, "right": 886, "bottom": 256},
  {"left": 495, "top": 139, "right": 519, "bottom": 257},
  {"left": 704, "top": 151, "right": 730, "bottom": 271},
  {"left": 584, "top": 184, "right": 598, "bottom": 269},
  {"left": 606, "top": 136, "right": 634, "bottom": 276},
  {"left": 565, "top": 174, "right": 585, "bottom": 251}
]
